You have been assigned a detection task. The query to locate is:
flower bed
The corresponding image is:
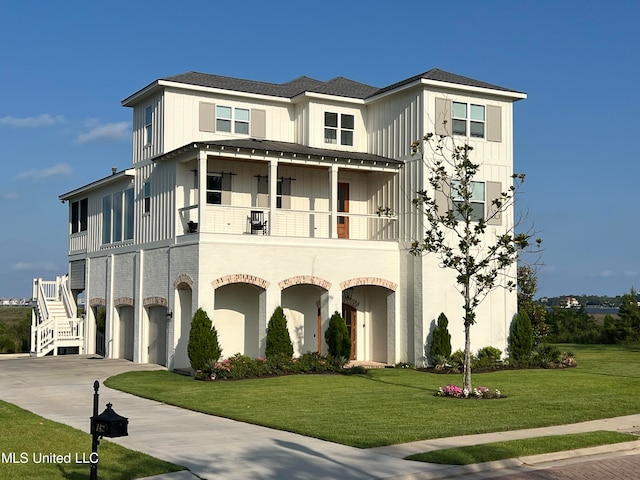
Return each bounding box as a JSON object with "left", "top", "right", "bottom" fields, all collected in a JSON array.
[{"left": 436, "top": 384, "right": 504, "bottom": 399}]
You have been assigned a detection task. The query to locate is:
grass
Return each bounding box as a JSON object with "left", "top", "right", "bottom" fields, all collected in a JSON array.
[
  {"left": 0, "top": 400, "right": 185, "bottom": 480},
  {"left": 406, "top": 431, "right": 638, "bottom": 464},
  {"left": 105, "top": 344, "right": 640, "bottom": 448}
]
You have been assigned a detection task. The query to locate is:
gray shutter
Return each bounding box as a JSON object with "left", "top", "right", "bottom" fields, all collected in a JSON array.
[
  {"left": 486, "top": 181, "right": 502, "bottom": 225},
  {"left": 435, "top": 180, "right": 451, "bottom": 214},
  {"left": 435, "top": 98, "right": 451, "bottom": 136},
  {"left": 221, "top": 173, "right": 232, "bottom": 204},
  {"left": 250, "top": 108, "right": 266, "bottom": 138},
  {"left": 70, "top": 260, "right": 86, "bottom": 290},
  {"left": 281, "top": 178, "right": 292, "bottom": 209},
  {"left": 256, "top": 176, "right": 268, "bottom": 207},
  {"left": 199, "top": 102, "right": 216, "bottom": 133},
  {"left": 486, "top": 105, "right": 502, "bottom": 142}
]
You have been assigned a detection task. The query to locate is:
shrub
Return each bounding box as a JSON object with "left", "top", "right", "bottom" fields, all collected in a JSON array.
[
  {"left": 325, "top": 311, "right": 351, "bottom": 359},
  {"left": 449, "top": 349, "right": 465, "bottom": 368},
  {"left": 294, "top": 352, "right": 340, "bottom": 373},
  {"left": 509, "top": 310, "right": 534, "bottom": 366},
  {"left": 265, "top": 306, "right": 294, "bottom": 359},
  {"left": 341, "top": 365, "right": 368, "bottom": 375},
  {"left": 188, "top": 308, "right": 222, "bottom": 373},
  {"left": 531, "top": 343, "right": 561, "bottom": 368},
  {"left": 429, "top": 313, "right": 452, "bottom": 363},
  {"left": 473, "top": 346, "right": 503, "bottom": 369}
]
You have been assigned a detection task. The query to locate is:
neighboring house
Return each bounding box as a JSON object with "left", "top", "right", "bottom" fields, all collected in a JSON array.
[{"left": 33, "top": 68, "right": 526, "bottom": 368}]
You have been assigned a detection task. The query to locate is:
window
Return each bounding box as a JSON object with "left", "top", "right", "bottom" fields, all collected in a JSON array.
[
  {"left": 143, "top": 181, "right": 151, "bottom": 214},
  {"left": 144, "top": 106, "right": 153, "bottom": 145},
  {"left": 216, "top": 106, "right": 250, "bottom": 134},
  {"left": 102, "top": 188, "right": 134, "bottom": 244},
  {"left": 206, "top": 173, "right": 232, "bottom": 204},
  {"left": 452, "top": 180, "right": 485, "bottom": 222},
  {"left": 71, "top": 198, "right": 88, "bottom": 234},
  {"left": 452, "top": 102, "right": 485, "bottom": 138},
  {"left": 324, "top": 112, "right": 354, "bottom": 146},
  {"left": 277, "top": 178, "right": 291, "bottom": 209}
]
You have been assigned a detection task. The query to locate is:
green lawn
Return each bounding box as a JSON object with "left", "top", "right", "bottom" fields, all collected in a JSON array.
[
  {"left": 0, "top": 400, "right": 185, "bottom": 480},
  {"left": 406, "top": 431, "right": 639, "bottom": 464},
  {"left": 105, "top": 344, "right": 640, "bottom": 448}
]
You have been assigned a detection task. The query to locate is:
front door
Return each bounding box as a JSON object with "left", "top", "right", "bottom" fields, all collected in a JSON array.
[
  {"left": 342, "top": 304, "right": 356, "bottom": 360},
  {"left": 337, "top": 182, "right": 349, "bottom": 239}
]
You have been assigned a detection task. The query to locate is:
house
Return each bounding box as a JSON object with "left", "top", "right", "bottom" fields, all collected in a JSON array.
[{"left": 31, "top": 68, "right": 526, "bottom": 368}]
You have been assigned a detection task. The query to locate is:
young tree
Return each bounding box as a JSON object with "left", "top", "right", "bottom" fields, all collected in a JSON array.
[
  {"left": 325, "top": 311, "right": 351, "bottom": 359},
  {"left": 188, "top": 308, "right": 222, "bottom": 372},
  {"left": 429, "top": 312, "right": 452, "bottom": 362},
  {"left": 517, "top": 265, "right": 548, "bottom": 344},
  {"left": 509, "top": 310, "right": 533, "bottom": 365},
  {"left": 410, "top": 133, "right": 540, "bottom": 392},
  {"left": 265, "top": 306, "right": 294, "bottom": 359},
  {"left": 618, "top": 288, "right": 640, "bottom": 340}
]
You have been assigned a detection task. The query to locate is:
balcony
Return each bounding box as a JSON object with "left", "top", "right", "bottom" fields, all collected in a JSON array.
[{"left": 178, "top": 205, "right": 397, "bottom": 241}]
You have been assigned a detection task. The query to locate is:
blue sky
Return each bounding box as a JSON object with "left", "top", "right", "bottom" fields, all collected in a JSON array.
[{"left": 0, "top": 0, "right": 638, "bottom": 299}]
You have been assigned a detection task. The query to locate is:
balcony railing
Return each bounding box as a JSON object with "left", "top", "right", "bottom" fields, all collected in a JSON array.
[{"left": 177, "top": 205, "right": 397, "bottom": 240}]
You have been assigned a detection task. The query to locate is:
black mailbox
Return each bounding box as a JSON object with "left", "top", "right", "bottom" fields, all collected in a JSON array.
[{"left": 91, "top": 403, "right": 128, "bottom": 438}]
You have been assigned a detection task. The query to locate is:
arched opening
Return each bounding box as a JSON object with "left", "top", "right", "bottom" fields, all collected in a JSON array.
[
  {"left": 281, "top": 284, "right": 327, "bottom": 356},
  {"left": 173, "top": 285, "right": 193, "bottom": 370},
  {"left": 147, "top": 305, "right": 168, "bottom": 366},
  {"left": 116, "top": 305, "right": 134, "bottom": 361},
  {"left": 214, "top": 283, "right": 263, "bottom": 358}
]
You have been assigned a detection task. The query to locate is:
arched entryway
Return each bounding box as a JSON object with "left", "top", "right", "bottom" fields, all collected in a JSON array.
[
  {"left": 173, "top": 284, "right": 193, "bottom": 371},
  {"left": 281, "top": 284, "right": 327, "bottom": 356},
  {"left": 147, "top": 305, "right": 168, "bottom": 366},
  {"left": 342, "top": 303, "right": 357, "bottom": 360},
  {"left": 116, "top": 306, "right": 134, "bottom": 361},
  {"left": 214, "top": 283, "right": 263, "bottom": 358}
]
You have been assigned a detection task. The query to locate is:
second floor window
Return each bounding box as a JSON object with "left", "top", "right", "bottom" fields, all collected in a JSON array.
[
  {"left": 206, "top": 173, "right": 232, "bottom": 204},
  {"left": 452, "top": 180, "right": 485, "bottom": 222},
  {"left": 102, "top": 188, "right": 134, "bottom": 244},
  {"left": 143, "top": 181, "right": 151, "bottom": 214},
  {"left": 144, "top": 106, "right": 153, "bottom": 145},
  {"left": 216, "top": 106, "right": 250, "bottom": 134},
  {"left": 452, "top": 102, "right": 485, "bottom": 138},
  {"left": 324, "top": 112, "right": 354, "bottom": 146},
  {"left": 71, "top": 198, "right": 88, "bottom": 234}
]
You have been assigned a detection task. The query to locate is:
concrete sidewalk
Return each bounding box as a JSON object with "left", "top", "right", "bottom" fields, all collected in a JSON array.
[{"left": 1, "top": 355, "right": 639, "bottom": 479}]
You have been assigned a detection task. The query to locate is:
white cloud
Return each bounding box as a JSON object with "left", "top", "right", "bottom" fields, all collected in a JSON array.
[
  {"left": 15, "top": 162, "right": 73, "bottom": 180},
  {"left": 623, "top": 270, "right": 638, "bottom": 278},
  {"left": 599, "top": 270, "right": 614, "bottom": 278},
  {"left": 76, "top": 122, "right": 130, "bottom": 143},
  {"left": 11, "top": 261, "right": 58, "bottom": 272},
  {"left": 1, "top": 192, "right": 18, "bottom": 200},
  {"left": 0, "top": 114, "right": 65, "bottom": 127}
]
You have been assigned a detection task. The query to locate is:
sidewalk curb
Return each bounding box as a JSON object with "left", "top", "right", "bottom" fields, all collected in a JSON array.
[{"left": 386, "top": 439, "right": 640, "bottom": 480}]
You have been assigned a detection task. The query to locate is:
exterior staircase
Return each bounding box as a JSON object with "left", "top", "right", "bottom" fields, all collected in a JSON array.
[{"left": 31, "top": 275, "right": 84, "bottom": 357}]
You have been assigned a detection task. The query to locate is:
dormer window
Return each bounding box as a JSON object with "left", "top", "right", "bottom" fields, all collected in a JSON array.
[{"left": 324, "top": 112, "right": 354, "bottom": 146}]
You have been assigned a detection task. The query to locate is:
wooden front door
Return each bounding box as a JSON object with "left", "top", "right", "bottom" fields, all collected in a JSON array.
[
  {"left": 342, "top": 304, "right": 357, "bottom": 360},
  {"left": 337, "top": 182, "right": 349, "bottom": 239},
  {"left": 317, "top": 305, "right": 322, "bottom": 353}
]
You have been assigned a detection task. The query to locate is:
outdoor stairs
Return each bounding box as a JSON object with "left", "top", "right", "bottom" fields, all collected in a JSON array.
[{"left": 31, "top": 276, "right": 84, "bottom": 357}]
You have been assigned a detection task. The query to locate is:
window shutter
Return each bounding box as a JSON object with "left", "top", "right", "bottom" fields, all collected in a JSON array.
[
  {"left": 221, "top": 173, "right": 232, "bottom": 204},
  {"left": 250, "top": 108, "right": 266, "bottom": 138},
  {"left": 486, "top": 105, "right": 502, "bottom": 142},
  {"left": 434, "top": 180, "right": 451, "bottom": 214},
  {"left": 280, "top": 178, "right": 292, "bottom": 209},
  {"left": 256, "top": 176, "right": 268, "bottom": 207},
  {"left": 486, "top": 181, "right": 502, "bottom": 225},
  {"left": 435, "top": 98, "right": 451, "bottom": 136},
  {"left": 70, "top": 260, "right": 86, "bottom": 290},
  {"left": 199, "top": 102, "right": 216, "bottom": 133}
]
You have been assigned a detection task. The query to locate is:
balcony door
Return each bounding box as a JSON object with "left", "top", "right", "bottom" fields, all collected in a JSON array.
[{"left": 337, "top": 182, "right": 349, "bottom": 239}]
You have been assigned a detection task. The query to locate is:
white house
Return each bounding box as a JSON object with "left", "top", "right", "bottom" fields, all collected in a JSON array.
[{"left": 32, "top": 68, "right": 526, "bottom": 369}]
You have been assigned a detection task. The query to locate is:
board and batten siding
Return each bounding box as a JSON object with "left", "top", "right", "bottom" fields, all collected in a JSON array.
[
  {"left": 306, "top": 100, "right": 367, "bottom": 152},
  {"left": 137, "top": 161, "right": 176, "bottom": 245},
  {"left": 132, "top": 93, "right": 164, "bottom": 164},
  {"left": 161, "top": 89, "right": 294, "bottom": 151}
]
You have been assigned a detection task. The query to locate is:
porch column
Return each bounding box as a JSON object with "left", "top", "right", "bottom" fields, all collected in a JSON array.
[
  {"left": 329, "top": 165, "right": 339, "bottom": 238},
  {"left": 197, "top": 151, "right": 207, "bottom": 227},
  {"left": 269, "top": 159, "right": 278, "bottom": 232}
]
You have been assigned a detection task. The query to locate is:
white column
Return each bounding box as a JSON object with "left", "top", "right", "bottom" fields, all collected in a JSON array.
[
  {"left": 84, "top": 258, "right": 94, "bottom": 355},
  {"left": 197, "top": 151, "right": 207, "bottom": 228},
  {"left": 269, "top": 159, "right": 278, "bottom": 232},
  {"left": 329, "top": 165, "right": 339, "bottom": 238},
  {"left": 106, "top": 254, "right": 115, "bottom": 358}
]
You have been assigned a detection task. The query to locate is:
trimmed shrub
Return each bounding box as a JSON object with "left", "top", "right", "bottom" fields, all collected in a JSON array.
[
  {"left": 532, "top": 343, "right": 562, "bottom": 368},
  {"left": 473, "top": 346, "right": 503, "bottom": 369},
  {"left": 509, "top": 310, "right": 534, "bottom": 365},
  {"left": 429, "top": 313, "right": 452, "bottom": 362},
  {"left": 188, "top": 308, "right": 222, "bottom": 373},
  {"left": 325, "top": 311, "right": 351, "bottom": 359},
  {"left": 265, "top": 306, "right": 294, "bottom": 359}
]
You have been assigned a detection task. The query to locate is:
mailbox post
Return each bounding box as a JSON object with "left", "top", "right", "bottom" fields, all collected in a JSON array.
[{"left": 89, "top": 380, "right": 128, "bottom": 480}]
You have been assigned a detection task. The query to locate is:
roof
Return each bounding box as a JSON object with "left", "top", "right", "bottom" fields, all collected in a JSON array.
[
  {"left": 154, "top": 138, "right": 402, "bottom": 166},
  {"left": 123, "top": 68, "right": 524, "bottom": 105},
  {"left": 59, "top": 169, "right": 135, "bottom": 201}
]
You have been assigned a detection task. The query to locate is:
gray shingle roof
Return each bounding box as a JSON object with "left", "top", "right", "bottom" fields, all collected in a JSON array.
[
  {"left": 157, "top": 138, "right": 402, "bottom": 165},
  {"left": 161, "top": 68, "right": 521, "bottom": 100}
]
